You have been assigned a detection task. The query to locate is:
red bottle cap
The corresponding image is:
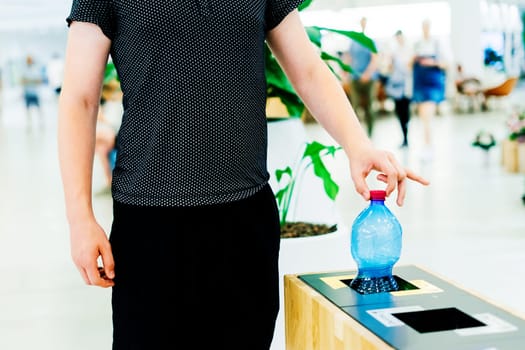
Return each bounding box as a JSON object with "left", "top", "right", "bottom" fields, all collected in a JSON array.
[{"left": 370, "top": 190, "right": 386, "bottom": 200}]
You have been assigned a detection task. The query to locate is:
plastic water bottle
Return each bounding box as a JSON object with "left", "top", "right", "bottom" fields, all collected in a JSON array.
[{"left": 349, "top": 190, "right": 402, "bottom": 294}]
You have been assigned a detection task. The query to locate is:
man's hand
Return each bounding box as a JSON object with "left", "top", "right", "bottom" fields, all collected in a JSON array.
[
  {"left": 70, "top": 219, "right": 115, "bottom": 288},
  {"left": 349, "top": 146, "right": 430, "bottom": 206}
]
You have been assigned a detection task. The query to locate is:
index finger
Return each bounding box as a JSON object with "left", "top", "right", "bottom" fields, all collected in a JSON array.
[{"left": 406, "top": 169, "right": 431, "bottom": 186}]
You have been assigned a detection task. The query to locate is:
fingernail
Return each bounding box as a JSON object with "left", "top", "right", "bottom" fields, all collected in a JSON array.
[{"left": 108, "top": 271, "right": 115, "bottom": 279}]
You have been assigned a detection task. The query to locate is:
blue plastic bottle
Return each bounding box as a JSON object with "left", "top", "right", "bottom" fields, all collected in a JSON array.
[{"left": 349, "top": 190, "right": 402, "bottom": 294}]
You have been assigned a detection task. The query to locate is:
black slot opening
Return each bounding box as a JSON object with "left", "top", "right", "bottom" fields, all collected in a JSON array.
[
  {"left": 340, "top": 275, "right": 419, "bottom": 293},
  {"left": 392, "top": 307, "right": 486, "bottom": 333}
]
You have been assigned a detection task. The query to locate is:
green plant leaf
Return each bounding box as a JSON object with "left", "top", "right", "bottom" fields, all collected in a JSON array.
[
  {"left": 298, "top": 0, "right": 315, "bottom": 11},
  {"left": 311, "top": 155, "right": 339, "bottom": 200},
  {"left": 275, "top": 166, "right": 292, "bottom": 182},
  {"left": 104, "top": 61, "right": 119, "bottom": 83},
  {"left": 273, "top": 141, "right": 342, "bottom": 226},
  {"left": 274, "top": 166, "right": 295, "bottom": 225},
  {"left": 314, "top": 27, "right": 377, "bottom": 53},
  {"left": 265, "top": 46, "right": 305, "bottom": 117},
  {"left": 306, "top": 26, "right": 354, "bottom": 75},
  {"left": 265, "top": 24, "right": 376, "bottom": 118},
  {"left": 303, "top": 140, "right": 326, "bottom": 157},
  {"left": 275, "top": 186, "right": 289, "bottom": 206},
  {"left": 303, "top": 142, "right": 340, "bottom": 201},
  {"left": 303, "top": 141, "right": 339, "bottom": 158},
  {"left": 320, "top": 51, "right": 353, "bottom": 75},
  {"left": 306, "top": 26, "right": 322, "bottom": 47}
]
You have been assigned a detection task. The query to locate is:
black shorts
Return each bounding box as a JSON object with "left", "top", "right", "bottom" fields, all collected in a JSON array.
[{"left": 109, "top": 184, "right": 281, "bottom": 350}]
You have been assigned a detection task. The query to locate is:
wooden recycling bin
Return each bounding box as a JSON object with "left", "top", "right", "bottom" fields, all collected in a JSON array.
[{"left": 284, "top": 265, "right": 525, "bottom": 350}]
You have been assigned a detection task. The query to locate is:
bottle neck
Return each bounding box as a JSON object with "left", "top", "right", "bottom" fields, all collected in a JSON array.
[{"left": 356, "top": 265, "right": 394, "bottom": 278}]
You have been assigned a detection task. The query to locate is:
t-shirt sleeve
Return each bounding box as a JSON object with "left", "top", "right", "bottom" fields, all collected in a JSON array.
[
  {"left": 266, "top": 0, "right": 305, "bottom": 31},
  {"left": 66, "top": 0, "right": 114, "bottom": 40}
]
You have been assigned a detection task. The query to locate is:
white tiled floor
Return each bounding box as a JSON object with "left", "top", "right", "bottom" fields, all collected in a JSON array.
[{"left": 1, "top": 84, "right": 524, "bottom": 350}]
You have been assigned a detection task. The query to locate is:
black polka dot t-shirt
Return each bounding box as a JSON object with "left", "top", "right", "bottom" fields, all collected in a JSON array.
[{"left": 67, "top": 0, "right": 304, "bottom": 207}]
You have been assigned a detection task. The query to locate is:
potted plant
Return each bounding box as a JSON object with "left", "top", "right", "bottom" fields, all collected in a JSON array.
[
  {"left": 273, "top": 138, "right": 351, "bottom": 272},
  {"left": 275, "top": 141, "right": 341, "bottom": 237},
  {"left": 270, "top": 141, "right": 352, "bottom": 350},
  {"left": 265, "top": 0, "right": 377, "bottom": 237},
  {"left": 274, "top": 138, "right": 351, "bottom": 269},
  {"left": 501, "top": 108, "right": 525, "bottom": 173},
  {"left": 472, "top": 129, "right": 496, "bottom": 166}
]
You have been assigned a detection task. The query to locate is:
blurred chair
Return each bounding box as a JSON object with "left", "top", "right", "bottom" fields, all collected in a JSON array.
[
  {"left": 454, "top": 77, "right": 483, "bottom": 113},
  {"left": 481, "top": 76, "right": 519, "bottom": 111}
]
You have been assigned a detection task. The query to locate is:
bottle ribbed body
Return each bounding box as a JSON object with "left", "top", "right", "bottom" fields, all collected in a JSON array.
[{"left": 350, "top": 191, "right": 402, "bottom": 294}]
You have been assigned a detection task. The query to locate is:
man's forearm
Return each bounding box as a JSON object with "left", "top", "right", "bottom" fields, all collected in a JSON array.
[
  {"left": 295, "top": 58, "right": 372, "bottom": 157},
  {"left": 58, "top": 97, "right": 99, "bottom": 224}
]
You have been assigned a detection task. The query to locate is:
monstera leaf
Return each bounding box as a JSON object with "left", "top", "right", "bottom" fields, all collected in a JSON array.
[{"left": 265, "top": 2, "right": 377, "bottom": 117}]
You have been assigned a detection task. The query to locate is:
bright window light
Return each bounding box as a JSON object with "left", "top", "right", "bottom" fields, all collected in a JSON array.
[{"left": 300, "top": 2, "right": 451, "bottom": 42}]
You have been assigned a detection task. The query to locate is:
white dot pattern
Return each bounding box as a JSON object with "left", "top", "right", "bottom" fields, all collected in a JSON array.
[{"left": 67, "top": 0, "right": 304, "bottom": 206}]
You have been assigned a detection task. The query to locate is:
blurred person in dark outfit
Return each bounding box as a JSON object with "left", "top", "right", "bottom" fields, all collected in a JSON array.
[
  {"left": 386, "top": 30, "right": 413, "bottom": 148},
  {"left": 58, "top": 1, "right": 429, "bottom": 349}
]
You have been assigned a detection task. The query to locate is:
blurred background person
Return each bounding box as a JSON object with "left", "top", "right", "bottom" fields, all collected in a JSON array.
[
  {"left": 412, "top": 19, "right": 449, "bottom": 160},
  {"left": 385, "top": 30, "right": 413, "bottom": 148},
  {"left": 346, "top": 16, "right": 378, "bottom": 137},
  {"left": 20, "top": 54, "right": 44, "bottom": 128}
]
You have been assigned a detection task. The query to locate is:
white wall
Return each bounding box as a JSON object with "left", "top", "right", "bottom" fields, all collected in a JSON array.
[
  {"left": 0, "top": 0, "right": 70, "bottom": 31},
  {"left": 449, "top": 0, "right": 484, "bottom": 77}
]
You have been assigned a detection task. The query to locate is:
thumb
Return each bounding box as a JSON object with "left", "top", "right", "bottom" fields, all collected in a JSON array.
[
  {"left": 352, "top": 174, "right": 370, "bottom": 201},
  {"left": 100, "top": 247, "right": 115, "bottom": 279}
]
